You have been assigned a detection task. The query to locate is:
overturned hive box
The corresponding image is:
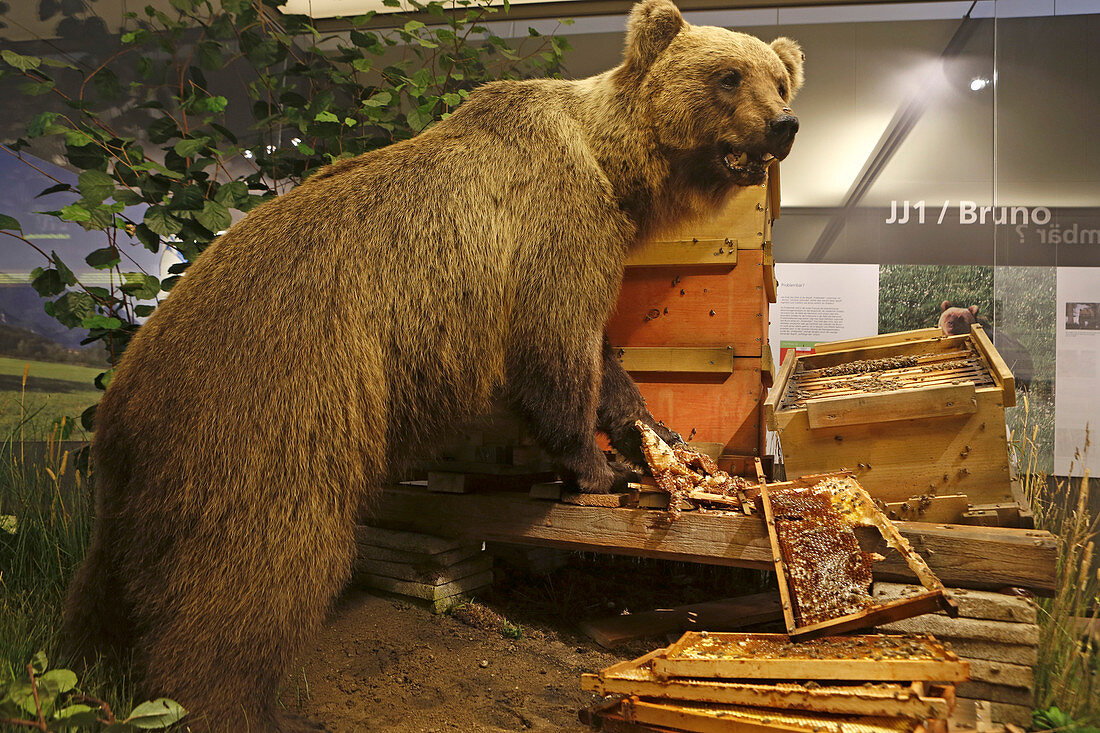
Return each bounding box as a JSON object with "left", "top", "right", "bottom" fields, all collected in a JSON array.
[{"left": 765, "top": 326, "right": 1016, "bottom": 506}]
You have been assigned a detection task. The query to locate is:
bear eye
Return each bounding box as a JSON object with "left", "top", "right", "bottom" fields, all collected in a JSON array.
[
  {"left": 719, "top": 71, "right": 741, "bottom": 90},
  {"left": 778, "top": 83, "right": 788, "bottom": 99}
]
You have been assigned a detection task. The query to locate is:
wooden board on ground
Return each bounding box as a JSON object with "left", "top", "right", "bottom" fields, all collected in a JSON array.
[
  {"left": 623, "top": 697, "right": 927, "bottom": 733},
  {"left": 356, "top": 569, "right": 494, "bottom": 603},
  {"left": 578, "top": 593, "right": 782, "bottom": 648},
  {"left": 369, "top": 484, "right": 1058, "bottom": 594},
  {"left": 873, "top": 583, "right": 1037, "bottom": 625},
  {"left": 582, "top": 648, "right": 954, "bottom": 719},
  {"left": 651, "top": 632, "right": 970, "bottom": 682}
]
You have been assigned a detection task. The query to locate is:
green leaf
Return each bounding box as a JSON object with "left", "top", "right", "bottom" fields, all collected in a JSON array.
[
  {"left": 60, "top": 202, "right": 92, "bottom": 223},
  {"left": 120, "top": 273, "right": 161, "bottom": 300},
  {"left": 195, "top": 200, "right": 231, "bottom": 233},
  {"left": 404, "top": 20, "right": 426, "bottom": 32},
  {"left": 194, "top": 95, "right": 228, "bottom": 113},
  {"left": 144, "top": 206, "right": 183, "bottom": 237},
  {"left": 86, "top": 247, "right": 121, "bottom": 270},
  {"left": 64, "top": 129, "right": 96, "bottom": 147},
  {"left": 80, "top": 404, "right": 96, "bottom": 432},
  {"left": 344, "top": 117, "right": 357, "bottom": 127},
  {"left": 114, "top": 189, "right": 145, "bottom": 206},
  {"left": 46, "top": 291, "right": 95, "bottom": 328},
  {"left": 30, "top": 268, "right": 65, "bottom": 297},
  {"left": 173, "top": 137, "right": 210, "bottom": 158},
  {"left": 30, "top": 651, "right": 47, "bottom": 674},
  {"left": 27, "top": 111, "right": 59, "bottom": 137},
  {"left": 94, "top": 368, "right": 116, "bottom": 391},
  {"left": 54, "top": 703, "right": 100, "bottom": 727},
  {"left": 53, "top": 253, "right": 77, "bottom": 286},
  {"left": 123, "top": 698, "right": 187, "bottom": 729},
  {"left": 134, "top": 223, "right": 160, "bottom": 251},
  {"left": 1, "top": 49, "right": 41, "bottom": 71},
  {"left": 362, "top": 91, "right": 391, "bottom": 107},
  {"left": 19, "top": 79, "right": 55, "bottom": 95},
  {"left": 135, "top": 304, "right": 157, "bottom": 317},
  {"left": 196, "top": 41, "right": 222, "bottom": 70},
  {"left": 313, "top": 110, "right": 339, "bottom": 123},
  {"left": 441, "top": 92, "right": 461, "bottom": 106},
  {"left": 77, "top": 169, "right": 116, "bottom": 203},
  {"left": 406, "top": 104, "right": 435, "bottom": 133},
  {"left": 0, "top": 214, "right": 21, "bottom": 232},
  {"left": 39, "top": 669, "right": 76, "bottom": 694},
  {"left": 148, "top": 116, "right": 181, "bottom": 144},
  {"left": 213, "top": 180, "right": 249, "bottom": 208}
]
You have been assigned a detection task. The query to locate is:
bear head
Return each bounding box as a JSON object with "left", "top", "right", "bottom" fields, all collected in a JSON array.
[
  {"left": 622, "top": 0, "right": 805, "bottom": 190},
  {"left": 939, "top": 302, "right": 980, "bottom": 336}
]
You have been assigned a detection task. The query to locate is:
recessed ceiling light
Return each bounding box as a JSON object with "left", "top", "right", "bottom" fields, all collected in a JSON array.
[{"left": 970, "top": 77, "right": 990, "bottom": 91}]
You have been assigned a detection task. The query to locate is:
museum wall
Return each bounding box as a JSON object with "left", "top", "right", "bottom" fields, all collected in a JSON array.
[{"left": 0, "top": 0, "right": 1096, "bottom": 474}]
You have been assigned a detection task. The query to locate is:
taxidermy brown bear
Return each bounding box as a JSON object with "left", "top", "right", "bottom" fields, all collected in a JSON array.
[{"left": 62, "top": 0, "right": 803, "bottom": 729}]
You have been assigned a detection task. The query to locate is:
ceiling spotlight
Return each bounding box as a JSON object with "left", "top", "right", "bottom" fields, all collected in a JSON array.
[
  {"left": 970, "top": 77, "right": 990, "bottom": 91},
  {"left": 265, "top": 144, "right": 276, "bottom": 154},
  {"left": 243, "top": 149, "right": 254, "bottom": 159},
  {"left": 291, "top": 137, "right": 302, "bottom": 147}
]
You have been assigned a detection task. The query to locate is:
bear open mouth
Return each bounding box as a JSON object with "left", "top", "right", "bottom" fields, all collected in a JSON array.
[{"left": 722, "top": 149, "right": 775, "bottom": 177}]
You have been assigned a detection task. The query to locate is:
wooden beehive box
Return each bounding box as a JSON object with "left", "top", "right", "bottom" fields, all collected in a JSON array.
[
  {"left": 607, "top": 168, "right": 779, "bottom": 459},
  {"left": 765, "top": 326, "right": 1016, "bottom": 506}
]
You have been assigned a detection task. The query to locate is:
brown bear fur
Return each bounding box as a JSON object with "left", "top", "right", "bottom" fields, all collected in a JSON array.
[{"left": 62, "top": 2, "right": 802, "bottom": 729}]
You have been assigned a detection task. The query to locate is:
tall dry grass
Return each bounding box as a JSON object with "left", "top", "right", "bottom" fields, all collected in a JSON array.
[{"left": 1014, "top": 395, "right": 1098, "bottom": 722}]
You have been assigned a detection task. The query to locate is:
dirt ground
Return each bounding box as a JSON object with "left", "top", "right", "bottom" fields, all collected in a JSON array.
[
  {"left": 292, "top": 553, "right": 771, "bottom": 732},
  {"left": 294, "top": 590, "right": 618, "bottom": 732}
]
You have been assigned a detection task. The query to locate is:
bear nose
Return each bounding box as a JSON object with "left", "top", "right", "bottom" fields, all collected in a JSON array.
[{"left": 768, "top": 113, "right": 800, "bottom": 145}]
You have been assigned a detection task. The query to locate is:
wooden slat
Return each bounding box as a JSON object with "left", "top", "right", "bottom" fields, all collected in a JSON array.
[
  {"left": 764, "top": 352, "right": 797, "bottom": 431},
  {"left": 759, "top": 484, "right": 798, "bottom": 634},
  {"left": 805, "top": 383, "right": 978, "bottom": 429},
  {"left": 788, "top": 590, "right": 954, "bottom": 641},
  {"left": 653, "top": 633, "right": 969, "bottom": 683},
  {"left": 968, "top": 324, "right": 1017, "bottom": 407},
  {"left": 618, "top": 347, "right": 733, "bottom": 373},
  {"left": 583, "top": 652, "right": 952, "bottom": 719},
  {"left": 626, "top": 238, "right": 739, "bottom": 268},
  {"left": 884, "top": 495, "right": 970, "bottom": 524},
  {"left": 626, "top": 698, "right": 927, "bottom": 733},
  {"left": 811, "top": 329, "right": 943, "bottom": 354},
  {"left": 367, "top": 485, "right": 1058, "bottom": 594}
]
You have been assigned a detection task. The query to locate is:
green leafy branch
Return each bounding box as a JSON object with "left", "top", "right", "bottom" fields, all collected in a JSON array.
[{"left": 0, "top": 652, "right": 185, "bottom": 731}]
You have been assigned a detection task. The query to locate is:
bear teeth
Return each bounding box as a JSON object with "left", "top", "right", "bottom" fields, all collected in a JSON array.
[{"left": 724, "top": 152, "right": 749, "bottom": 169}]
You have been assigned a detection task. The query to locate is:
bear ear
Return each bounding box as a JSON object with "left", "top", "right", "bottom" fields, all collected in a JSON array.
[
  {"left": 941, "top": 301, "right": 952, "bottom": 312},
  {"left": 770, "top": 37, "right": 805, "bottom": 96},
  {"left": 968, "top": 305, "right": 980, "bottom": 316},
  {"left": 624, "top": 0, "right": 685, "bottom": 72}
]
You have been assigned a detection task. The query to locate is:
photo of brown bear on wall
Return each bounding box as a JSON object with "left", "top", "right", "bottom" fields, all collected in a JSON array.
[
  {"left": 59, "top": 2, "right": 804, "bottom": 730},
  {"left": 939, "top": 301, "right": 1034, "bottom": 387},
  {"left": 1066, "top": 302, "right": 1099, "bottom": 330}
]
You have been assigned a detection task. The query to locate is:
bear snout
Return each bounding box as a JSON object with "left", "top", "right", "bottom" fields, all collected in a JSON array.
[{"left": 767, "top": 113, "right": 799, "bottom": 158}]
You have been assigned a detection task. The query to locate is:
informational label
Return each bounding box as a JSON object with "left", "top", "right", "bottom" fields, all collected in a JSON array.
[
  {"left": 768, "top": 263, "right": 880, "bottom": 364},
  {"left": 1054, "top": 267, "right": 1100, "bottom": 476}
]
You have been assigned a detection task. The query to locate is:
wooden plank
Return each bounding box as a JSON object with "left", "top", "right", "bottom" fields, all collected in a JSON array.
[
  {"left": 355, "top": 553, "right": 492, "bottom": 584},
  {"left": 368, "top": 485, "right": 1058, "bottom": 594},
  {"left": 968, "top": 324, "right": 1016, "bottom": 407},
  {"left": 759, "top": 484, "right": 798, "bottom": 634},
  {"left": 562, "top": 491, "right": 635, "bottom": 507},
  {"left": 618, "top": 347, "right": 734, "bottom": 373},
  {"left": 653, "top": 632, "right": 970, "bottom": 683},
  {"left": 583, "top": 651, "right": 952, "bottom": 719},
  {"left": 355, "top": 524, "right": 474, "bottom": 555},
  {"left": 884, "top": 496, "right": 970, "bottom": 524},
  {"left": 625, "top": 698, "right": 928, "bottom": 733},
  {"left": 356, "top": 569, "right": 494, "bottom": 602},
  {"left": 789, "top": 590, "right": 955, "bottom": 641},
  {"left": 578, "top": 593, "right": 782, "bottom": 648},
  {"left": 872, "top": 583, "right": 1037, "bottom": 624},
  {"left": 811, "top": 329, "right": 944, "bottom": 354},
  {"left": 626, "top": 238, "right": 739, "bottom": 268},
  {"left": 765, "top": 352, "right": 798, "bottom": 431},
  {"left": 768, "top": 162, "right": 781, "bottom": 219},
  {"left": 761, "top": 347, "right": 775, "bottom": 388},
  {"left": 645, "top": 177, "right": 769, "bottom": 249},
  {"left": 606, "top": 250, "right": 767, "bottom": 351},
  {"left": 806, "top": 383, "right": 978, "bottom": 429},
  {"left": 426, "top": 469, "right": 555, "bottom": 493}
]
